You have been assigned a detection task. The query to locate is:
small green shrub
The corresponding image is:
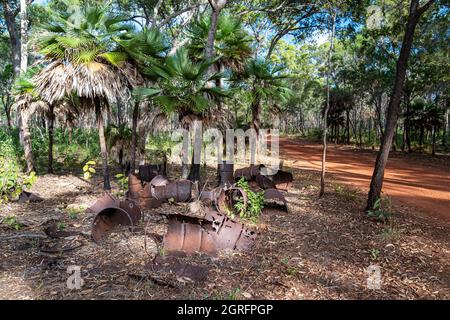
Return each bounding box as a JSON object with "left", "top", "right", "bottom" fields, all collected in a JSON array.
[
  {"left": 57, "top": 222, "right": 66, "bottom": 231},
  {"left": 367, "top": 197, "right": 393, "bottom": 221},
  {"left": 3, "top": 215, "right": 22, "bottom": 230},
  {"left": 234, "top": 178, "right": 265, "bottom": 220},
  {"left": 369, "top": 248, "right": 380, "bottom": 260},
  {"left": 82, "top": 160, "right": 96, "bottom": 180}
]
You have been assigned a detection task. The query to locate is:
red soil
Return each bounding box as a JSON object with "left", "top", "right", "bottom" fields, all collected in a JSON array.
[{"left": 279, "top": 137, "right": 450, "bottom": 224}]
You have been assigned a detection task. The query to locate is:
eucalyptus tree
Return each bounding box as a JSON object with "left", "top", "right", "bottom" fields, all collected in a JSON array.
[
  {"left": 33, "top": 3, "right": 133, "bottom": 190},
  {"left": 367, "top": 0, "right": 436, "bottom": 211}
]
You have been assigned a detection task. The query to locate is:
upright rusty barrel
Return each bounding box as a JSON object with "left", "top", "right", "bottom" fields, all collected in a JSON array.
[{"left": 217, "top": 162, "right": 234, "bottom": 187}]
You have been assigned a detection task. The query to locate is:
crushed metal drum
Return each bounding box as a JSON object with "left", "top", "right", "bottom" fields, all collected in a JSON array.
[
  {"left": 263, "top": 188, "right": 287, "bottom": 210},
  {"left": 91, "top": 206, "right": 135, "bottom": 243},
  {"left": 163, "top": 215, "right": 217, "bottom": 254},
  {"left": 205, "top": 210, "right": 257, "bottom": 251},
  {"left": 163, "top": 210, "right": 257, "bottom": 255},
  {"left": 17, "top": 191, "right": 44, "bottom": 203}
]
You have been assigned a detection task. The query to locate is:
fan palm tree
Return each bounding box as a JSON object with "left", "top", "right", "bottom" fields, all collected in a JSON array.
[
  {"left": 33, "top": 4, "right": 133, "bottom": 190},
  {"left": 116, "top": 27, "right": 168, "bottom": 173},
  {"left": 14, "top": 66, "right": 80, "bottom": 174},
  {"left": 135, "top": 47, "right": 228, "bottom": 181},
  {"left": 187, "top": 13, "right": 252, "bottom": 73},
  {"left": 187, "top": 13, "right": 252, "bottom": 129},
  {"left": 233, "top": 59, "right": 292, "bottom": 133}
]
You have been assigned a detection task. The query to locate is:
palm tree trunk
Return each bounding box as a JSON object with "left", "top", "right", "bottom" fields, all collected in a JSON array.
[
  {"left": 20, "top": 108, "right": 36, "bottom": 173},
  {"left": 251, "top": 98, "right": 261, "bottom": 133},
  {"left": 47, "top": 105, "right": 54, "bottom": 174},
  {"left": 366, "top": 0, "right": 434, "bottom": 211},
  {"left": 95, "top": 98, "right": 111, "bottom": 190}
]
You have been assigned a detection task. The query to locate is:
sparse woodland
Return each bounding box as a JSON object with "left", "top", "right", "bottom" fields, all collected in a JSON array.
[{"left": 0, "top": 0, "right": 448, "bottom": 301}]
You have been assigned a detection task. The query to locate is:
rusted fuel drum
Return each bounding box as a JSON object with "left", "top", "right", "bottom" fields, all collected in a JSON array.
[
  {"left": 139, "top": 183, "right": 162, "bottom": 209},
  {"left": 255, "top": 174, "right": 276, "bottom": 189},
  {"left": 149, "top": 175, "right": 170, "bottom": 187},
  {"left": 139, "top": 164, "right": 164, "bottom": 182},
  {"left": 271, "top": 170, "right": 293, "bottom": 191},
  {"left": 165, "top": 180, "right": 192, "bottom": 202},
  {"left": 217, "top": 162, "right": 234, "bottom": 187},
  {"left": 86, "top": 193, "right": 120, "bottom": 214},
  {"left": 119, "top": 200, "right": 142, "bottom": 223},
  {"left": 234, "top": 165, "right": 262, "bottom": 181},
  {"left": 128, "top": 174, "right": 143, "bottom": 199},
  {"left": 216, "top": 187, "right": 248, "bottom": 215},
  {"left": 205, "top": 211, "right": 256, "bottom": 251},
  {"left": 163, "top": 215, "right": 217, "bottom": 254},
  {"left": 263, "top": 188, "right": 287, "bottom": 210},
  {"left": 91, "top": 207, "right": 134, "bottom": 243},
  {"left": 152, "top": 180, "right": 191, "bottom": 202}
]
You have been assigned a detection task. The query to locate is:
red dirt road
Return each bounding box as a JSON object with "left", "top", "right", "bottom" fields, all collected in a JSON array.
[{"left": 280, "top": 137, "right": 450, "bottom": 224}]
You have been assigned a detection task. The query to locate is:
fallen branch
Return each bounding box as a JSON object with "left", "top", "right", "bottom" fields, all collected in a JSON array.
[{"left": 0, "top": 232, "right": 48, "bottom": 241}]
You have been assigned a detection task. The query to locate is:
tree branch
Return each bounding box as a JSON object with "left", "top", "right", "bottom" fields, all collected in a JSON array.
[{"left": 156, "top": 2, "right": 206, "bottom": 28}]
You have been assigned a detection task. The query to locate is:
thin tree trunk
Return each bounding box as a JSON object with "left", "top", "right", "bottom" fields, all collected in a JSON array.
[
  {"left": 404, "top": 92, "right": 412, "bottom": 152},
  {"left": 2, "top": 0, "right": 21, "bottom": 76},
  {"left": 432, "top": 124, "right": 436, "bottom": 156},
  {"left": 443, "top": 96, "right": 448, "bottom": 147},
  {"left": 366, "top": 0, "right": 434, "bottom": 211},
  {"left": 346, "top": 108, "right": 350, "bottom": 143},
  {"left": 3, "top": 95, "right": 12, "bottom": 129},
  {"left": 95, "top": 99, "right": 111, "bottom": 190},
  {"left": 20, "top": 0, "right": 28, "bottom": 73},
  {"left": 47, "top": 106, "right": 54, "bottom": 174},
  {"left": 320, "top": 10, "right": 336, "bottom": 198},
  {"left": 130, "top": 100, "right": 139, "bottom": 174}
]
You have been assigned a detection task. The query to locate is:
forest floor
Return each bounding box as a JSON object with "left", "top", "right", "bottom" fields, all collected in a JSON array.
[
  {"left": 280, "top": 137, "right": 450, "bottom": 224},
  {"left": 0, "top": 157, "right": 449, "bottom": 300}
]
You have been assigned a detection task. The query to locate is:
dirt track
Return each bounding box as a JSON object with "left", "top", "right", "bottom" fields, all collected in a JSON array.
[{"left": 280, "top": 137, "right": 450, "bottom": 224}]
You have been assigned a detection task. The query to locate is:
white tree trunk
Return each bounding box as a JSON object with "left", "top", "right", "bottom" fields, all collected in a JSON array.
[{"left": 20, "top": 0, "right": 28, "bottom": 73}]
